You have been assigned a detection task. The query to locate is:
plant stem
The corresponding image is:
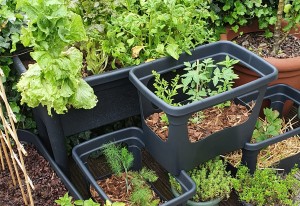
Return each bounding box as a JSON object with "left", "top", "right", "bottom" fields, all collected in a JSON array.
[
  {"left": 124, "top": 167, "right": 129, "bottom": 194},
  {"left": 271, "top": 0, "right": 284, "bottom": 55}
]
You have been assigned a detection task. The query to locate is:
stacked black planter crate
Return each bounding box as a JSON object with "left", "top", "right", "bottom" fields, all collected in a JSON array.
[
  {"left": 238, "top": 84, "right": 300, "bottom": 174},
  {"left": 72, "top": 127, "right": 196, "bottom": 205},
  {"left": 129, "top": 41, "right": 278, "bottom": 175}
]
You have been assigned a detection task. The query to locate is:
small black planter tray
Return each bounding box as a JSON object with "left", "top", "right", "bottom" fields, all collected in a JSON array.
[
  {"left": 72, "top": 127, "right": 196, "bottom": 206},
  {"left": 17, "top": 129, "right": 82, "bottom": 199},
  {"left": 13, "top": 55, "right": 140, "bottom": 174},
  {"left": 129, "top": 41, "right": 278, "bottom": 175},
  {"left": 238, "top": 84, "right": 300, "bottom": 174}
]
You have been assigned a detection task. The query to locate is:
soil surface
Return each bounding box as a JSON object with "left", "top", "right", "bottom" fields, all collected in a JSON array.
[
  {"left": 234, "top": 32, "right": 300, "bottom": 58},
  {"left": 0, "top": 144, "right": 68, "bottom": 206},
  {"left": 146, "top": 102, "right": 250, "bottom": 142}
]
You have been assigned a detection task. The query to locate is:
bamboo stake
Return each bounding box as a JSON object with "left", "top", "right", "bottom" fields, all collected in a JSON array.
[
  {"left": 0, "top": 122, "right": 28, "bottom": 205},
  {"left": 0, "top": 142, "right": 4, "bottom": 170},
  {"left": 0, "top": 69, "right": 34, "bottom": 205},
  {"left": 0, "top": 126, "right": 16, "bottom": 185}
]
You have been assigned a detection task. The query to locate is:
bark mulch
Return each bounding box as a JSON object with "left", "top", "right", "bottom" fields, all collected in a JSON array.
[
  {"left": 146, "top": 102, "right": 250, "bottom": 142},
  {"left": 0, "top": 144, "right": 68, "bottom": 206}
]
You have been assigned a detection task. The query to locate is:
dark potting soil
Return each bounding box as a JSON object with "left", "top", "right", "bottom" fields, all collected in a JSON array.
[
  {"left": 234, "top": 32, "right": 300, "bottom": 58},
  {"left": 0, "top": 144, "right": 68, "bottom": 206},
  {"left": 146, "top": 102, "right": 250, "bottom": 142}
]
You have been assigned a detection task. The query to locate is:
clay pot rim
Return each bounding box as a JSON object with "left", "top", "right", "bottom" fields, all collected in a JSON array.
[{"left": 220, "top": 20, "right": 300, "bottom": 73}]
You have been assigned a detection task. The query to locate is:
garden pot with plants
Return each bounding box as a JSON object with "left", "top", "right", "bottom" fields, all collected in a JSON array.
[
  {"left": 233, "top": 165, "right": 300, "bottom": 206},
  {"left": 228, "top": 84, "right": 300, "bottom": 174},
  {"left": 216, "top": 0, "right": 300, "bottom": 116},
  {"left": 13, "top": 0, "right": 219, "bottom": 174},
  {"left": 169, "top": 157, "right": 234, "bottom": 206},
  {"left": 72, "top": 127, "right": 196, "bottom": 206},
  {"left": 129, "top": 41, "right": 278, "bottom": 175},
  {"left": 0, "top": 129, "right": 83, "bottom": 205}
]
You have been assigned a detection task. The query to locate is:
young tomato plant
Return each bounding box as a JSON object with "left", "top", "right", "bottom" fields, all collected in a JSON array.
[
  {"left": 182, "top": 56, "right": 239, "bottom": 105},
  {"left": 152, "top": 55, "right": 239, "bottom": 124},
  {"left": 181, "top": 55, "right": 239, "bottom": 122}
]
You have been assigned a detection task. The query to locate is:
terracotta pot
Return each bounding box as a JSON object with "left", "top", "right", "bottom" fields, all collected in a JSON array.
[{"left": 221, "top": 20, "right": 300, "bottom": 116}]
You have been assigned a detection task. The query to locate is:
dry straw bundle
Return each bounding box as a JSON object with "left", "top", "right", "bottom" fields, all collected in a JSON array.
[{"left": 224, "top": 113, "right": 300, "bottom": 169}]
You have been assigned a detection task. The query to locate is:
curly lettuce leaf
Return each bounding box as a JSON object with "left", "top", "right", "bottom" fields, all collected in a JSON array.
[
  {"left": 17, "top": 47, "right": 97, "bottom": 115},
  {"left": 17, "top": 0, "right": 87, "bottom": 55}
]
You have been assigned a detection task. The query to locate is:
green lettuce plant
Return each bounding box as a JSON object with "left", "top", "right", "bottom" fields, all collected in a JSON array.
[{"left": 15, "top": 0, "right": 97, "bottom": 115}]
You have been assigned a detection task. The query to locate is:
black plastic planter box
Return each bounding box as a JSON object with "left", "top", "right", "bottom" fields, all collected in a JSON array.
[
  {"left": 17, "top": 129, "right": 82, "bottom": 199},
  {"left": 129, "top": 41, "right": 278, "bottom": 175},
  {"left": 237, "top": 84, "right": 300, "bottom": 174},
  {"left": 72, "top": 127, "right": 196, "bottom": 205},
  {"left": 13, "top": 55, "right": 140, "bottom": 174}
]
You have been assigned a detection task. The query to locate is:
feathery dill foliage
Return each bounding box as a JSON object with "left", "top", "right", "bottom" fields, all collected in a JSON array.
[
  {"left": 102, "top": 143, "right": 133, "bottom": 175},
  {"left": 102, "top": 143, "right": 160, "bottom": 206}
]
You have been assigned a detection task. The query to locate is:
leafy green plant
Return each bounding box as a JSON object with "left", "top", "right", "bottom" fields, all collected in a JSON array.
[
  {"left": 152, "top": 71, "right": 181, "bottom": 106},
  {"left": 271, "top": 0, "right": 300, "bottom": 55},
  {"left": 233, "top": 166, "right": 300, "bottom": 206},
  {"left": 214, "top": 0, "right": 300, "bottom": 55},
  {"left": 102, "top": 143, "right": 159, "bottom": 206},
  {"left": 181, "top": 56, "right": 239, "bottom": 105},
  {"left": 55, "top": 192, "right": 125, "bottom": 206},
  {"left": 73, "top": 0, "right": 219, "bottom": 72},
  {"left": 15, "top": 0, "right": 97, "bottom": 115},
  {"left": 181, "top": 56, "right": 239, "bottom": 122},
  {"left": 152, "top": 70, "right": 181, "bottom": 124},
  {"left": 170, "top": 157, "right": 233, "bottom": 202},
  {"left": 0, "top": 0, "right": 24, "bottom": 53},
  {"left": 212, "top": 0, "right": 276, "bottom": 34},
  {"left": 152, "top": 56, "right": 239, "bottom": 124},
  {"left": 252, "top": 108, "right": 283, "bottom": 142},
  {"left": 0, "top": 1, "right": 36, "bottom": 131}
]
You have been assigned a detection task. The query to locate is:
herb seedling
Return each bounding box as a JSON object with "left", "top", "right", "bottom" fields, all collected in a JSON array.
[
  {"left": 152, "top": 70, "right": 181, "bottom": 106},
  {"left": 102, "top": 143, "right": 159, "bottom": 205},
  {"left": 252, "top": 108, "right": 283, "bottom": 142},
  {"left": 233, "top": 166, "right": 300, "bottom": 206},
  {"left": 55, "top": 192, "right": 125, "bottom": 206},
  {"left": 170, "top": 157, "right": 233, "bottom": 202},
  {"left": 181, "top": 56, "right": 239, "bottom": 104},
  {"left": 102, "top": 143, "right": 134, "bottom": 193},
  {"left": 152, "top": 70, "right": 181, "bottom": 124}
]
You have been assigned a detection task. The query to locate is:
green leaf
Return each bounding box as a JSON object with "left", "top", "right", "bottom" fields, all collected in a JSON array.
[
  {"left": 69, "top": 79, "right": 97, "bottom": 110},
  {"left": 166, "top": 43, "right": 179, "bottom": 60}
]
